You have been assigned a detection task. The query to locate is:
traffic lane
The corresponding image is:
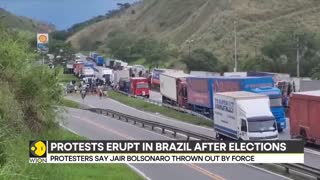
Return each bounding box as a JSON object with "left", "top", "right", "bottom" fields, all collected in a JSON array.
[
  {"left": 62, "top": 108, "right": 222, "bottom": 180},
  {"left": 304, "top": 151, "right": 320, "bottom": 169},
  {"left": 66, "top": 95, "right": 214, "bottom": 137},
  {"left": 66, "top": 96, "right": 320, "bottom": 169},
  {"left": 63, "top": 108, "right": 289, "bottom": 180},
  {"left": 197, "top": 164, "right": 289, "bottom": 180},
  {"left": 149, "top": 90, "right": 162, "bottom": 102}
]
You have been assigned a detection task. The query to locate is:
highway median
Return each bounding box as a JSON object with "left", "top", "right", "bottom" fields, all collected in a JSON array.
[{"left": 108, "top": 91, "right": 213, "bottom": 128}]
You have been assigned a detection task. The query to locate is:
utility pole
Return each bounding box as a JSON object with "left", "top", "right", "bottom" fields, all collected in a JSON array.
[
  {"left": 296, "top": 35, "right": 300, "bottom": 78},
  {"left": 234, "top": 21, "right": 238, "bottom": 72}
]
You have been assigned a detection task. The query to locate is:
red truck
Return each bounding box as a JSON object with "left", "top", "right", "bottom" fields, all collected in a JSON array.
[
  {"left": 73, "top": 62, "right": 84, "bottom": 77},
  {"left": 130, "top": 77, "right": 150, "bottom": 98},
  {"left": 289, "top": 91, "right": 320, "bottom": 145}
]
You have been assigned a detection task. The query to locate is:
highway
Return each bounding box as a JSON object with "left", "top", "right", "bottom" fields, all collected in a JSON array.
[
  {"left": 61, "top": 107, "right": 290, "bottom": 180},
  {"left": 66, "top": 94, "right": 320, "bottom": 169}
]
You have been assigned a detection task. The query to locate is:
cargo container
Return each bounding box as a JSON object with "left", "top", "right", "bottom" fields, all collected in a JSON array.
[
  {"left": 95, "top": 56, "right": 105, "bottom": 66},
  {"left": 214, "top": 91, "right": 278, "bottom": 140},
  {"left": 119, "top": 78, "right": 130, "bottom": 93},
  {"left": 113, "top": 70, "right": 130, "bottom": 84},
  {"left": 130, "top": 77, "right": 150, "bottom": 98},
  {"left": 190, "top": 71, "right": 221, "bottom": 77},
  {"left": 223, "top": 72, "right": 247, "bottom": 77},
  {"left": 160, "top": 72, "right": 189, "bottom": 107},
  {"left": 151, "top": 68, "right": 184, "bottom": 88},
  {"left": 289, "top": 91, "right": 320, "bottom": 145},
  {"left": 187, "top": 76, "right": 275, "bottom": 119}
]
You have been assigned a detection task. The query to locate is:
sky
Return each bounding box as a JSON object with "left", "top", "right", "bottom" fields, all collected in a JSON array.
[{"left": 0, "top": 0, "right": 136, "bottom": 30}]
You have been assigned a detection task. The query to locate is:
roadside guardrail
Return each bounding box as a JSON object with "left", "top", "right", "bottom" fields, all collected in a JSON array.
[
  {"left": 87, "top": 107, "right": 214, "bottom": 141},
  {"left": 115, "top": 90, "right": 213, "bottom": 122},
  {"left": 86, "top": 107, "right": 320, "bottom": 180}
]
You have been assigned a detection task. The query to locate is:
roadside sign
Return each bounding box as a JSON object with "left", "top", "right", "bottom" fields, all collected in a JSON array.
[
  {"left": 37, "top": 33, "right": 49, "bottom": 53},
  {"left": 37, "top": 33, "right": 49, "bottom": 44}
]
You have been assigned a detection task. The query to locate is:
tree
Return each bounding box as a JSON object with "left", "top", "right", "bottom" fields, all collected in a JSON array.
[
  {"left": 243, "top": 30, "right": 320, "bottom": 77},
  {"left": 181, "top": 48, "right": 220, "bottom": 72}
]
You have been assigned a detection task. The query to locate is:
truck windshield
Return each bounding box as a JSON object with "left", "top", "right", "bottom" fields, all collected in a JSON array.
[
  {"left": 247, "top": 117, "right": 276, "bottom": 132},
  {"left": 137, "top": 83, "right": 148, "bottom": 89},
  {"left": 270, "top": 98, "right": 282, "bottom": 107}
]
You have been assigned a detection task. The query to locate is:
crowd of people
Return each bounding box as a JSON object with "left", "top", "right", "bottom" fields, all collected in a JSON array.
[{"left": 65, "top": 79, "right": 111, "bottom": 100}]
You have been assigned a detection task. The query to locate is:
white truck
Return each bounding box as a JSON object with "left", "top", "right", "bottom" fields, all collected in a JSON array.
[
  {"left": 113, "top": 69, "right": 130, "bottom": 84},
  {"left": 81, "top": 67, "right": 95, "bottom": 83},
  {"left": 214, "top": 91, "right": 279, "bottom": 141},
  {"left": 160, "top": 72, "right": 189, "bottom": 106},
  {"left": 94, "top": 67, "right": 113, "bottom": 84}
]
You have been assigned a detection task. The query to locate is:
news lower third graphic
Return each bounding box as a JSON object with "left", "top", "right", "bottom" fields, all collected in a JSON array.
[
  {"left": 29, "top": 141, "right": 304, "bottom": 164},
  {"left": 29, "top": 140, "right": 47, "bottom": 164}
]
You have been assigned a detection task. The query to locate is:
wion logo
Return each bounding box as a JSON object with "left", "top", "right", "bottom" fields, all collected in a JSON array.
[{"left": 29, "top": 141, "right": 47, "bottom": 164}]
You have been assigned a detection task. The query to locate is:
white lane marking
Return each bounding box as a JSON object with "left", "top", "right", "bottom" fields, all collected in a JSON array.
[
  {"left": 305, "top": 148, "right": 320, "bottom": 156},
  {"left": 67, "top": 96, "right": 299, "bottom": 179},
  {"left": 244, "top": 164, "right": 293, "bottom": 180},
  {"left": 60, "top": 119, "right": 151, "bottom": 180},
  {"left": 127, "top": 164, "right": 152, "bottom": 180},
  {"left": 59, "top": 123, "right": 81, "bottom": 136}
]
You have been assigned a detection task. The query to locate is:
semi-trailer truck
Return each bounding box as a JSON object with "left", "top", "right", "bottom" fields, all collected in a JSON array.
[
  {"left": 289, "top": 91, "right": 320, "bottom": 145},
  {"left": 214, "top": 91, "right": 279, "bottom": 141},
  {"left": 94, "top": 67, "right": 113, "bottom": 85},
  {"left": 160, "top": 72, "right": 189, "bottom": 107},
  {"left": 151, "top": 69, "right": 184, "bottom": 89},
  {"left": 186, "top": 76, "right": 286, "bottom": 131}
]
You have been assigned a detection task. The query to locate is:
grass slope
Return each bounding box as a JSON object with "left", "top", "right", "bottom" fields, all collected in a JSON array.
[
  {"left": 1, "top": 128, "right": 143, "bottom": 180},
  {"left": 109, "top": 91, "right": 213, "bottom": 127},
  {"left": 68, "top": 0, "right": 320, "bottom": 67}
]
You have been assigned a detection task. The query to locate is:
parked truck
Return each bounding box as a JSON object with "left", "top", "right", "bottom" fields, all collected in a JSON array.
[
  {"left": 289, "top": 91, "right": 320, "bottom": 145},
  {"left": 186, "top": 76, "right": 286, "bottom": 131},
  {"left": 214, "top": 91, "right": 279, "bottom": 141},
  {"left": 190, "top": 71, "right": 221, "bottom": 77},
  {"left": 130, "top": 77, "right": 150, "bottom": 98},
  {"left": 80, "top": 67, "right": 95, "bottom": 83},
  {"left": 113, "top": 69, "right": 130, "bottom": 85},
  {"left": 94, "top": 67, "right": 113, "bottom": 85},
  {"left": 151, "top": 69, "right": 184, "bottom": 89},
  {"left": 73, "top": 62, "right": 84, "bottom": 77},
  {"left": 160, "top": 72, "right": 189, "bottom": 107},
  {"left": 119, "top": 78, "right": 130, "bottom": 93},
  {"left": 95, "top": 56, "right": 105, "bottom": 66}
]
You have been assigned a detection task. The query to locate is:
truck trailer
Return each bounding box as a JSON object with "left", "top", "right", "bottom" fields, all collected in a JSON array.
[
  {"left": 95, "top": 56, "right": 105, "bottom": 66},
  {"left": 113, "top": 69, "right": 130, "bottom": 84},
  {"left": 94, "top": 67, "right": 113, "bottom": 85},
  {"left": 214, "top": 91, "right": 279, "bottom": 141},
  {"left": 289, "top": 91, "right": 320, "bottom": 145},
  {"left": 151, "top": 69, "right": 184, "bottom": 89},
  {"left": 160, "top": 72, "right": 189, "bottom": 107},
  {"left": 186, "top": 76, "right": 286, "bottom": 131}
]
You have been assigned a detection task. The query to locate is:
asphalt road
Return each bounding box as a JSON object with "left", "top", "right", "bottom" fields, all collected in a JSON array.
[
  {"left": 61, "top": 108, "right": 290, "bottom": 180},
  {"left": 66, "top": 94, "right": 320, "bottom": 169}
]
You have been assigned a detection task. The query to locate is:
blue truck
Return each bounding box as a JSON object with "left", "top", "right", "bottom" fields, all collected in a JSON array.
[
  {"left": 187, "top": 76, "right": 286, "bottom": 132},
  {"left": 95, "top": 56, "right": 105, "bottom": 66}
]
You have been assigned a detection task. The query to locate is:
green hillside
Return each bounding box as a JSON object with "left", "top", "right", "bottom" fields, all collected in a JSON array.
[
  {"left": 67, "top": 0, "right": 320, "bottom": 67},
  {"left": 0, "top": 8, "right": 55, "bottom": 32}
]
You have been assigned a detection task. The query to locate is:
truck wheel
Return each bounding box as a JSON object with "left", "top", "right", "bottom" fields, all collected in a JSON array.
[{"left": 278, "top": 128, "right": 283, "bottom": 133}]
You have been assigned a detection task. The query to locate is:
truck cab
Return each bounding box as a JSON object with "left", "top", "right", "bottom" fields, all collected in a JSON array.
[
  {"left": 214, "top": 91, "right": 279, "bottom": 141},
  {"left": 130, "top": 77, "right": 150, "bottom": 98},
  {"left": 177, "top": 79, "right": 188, "bottom": 108},
  {"left": 248, "top": 87, "right": 286, "bottom": 132}
]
